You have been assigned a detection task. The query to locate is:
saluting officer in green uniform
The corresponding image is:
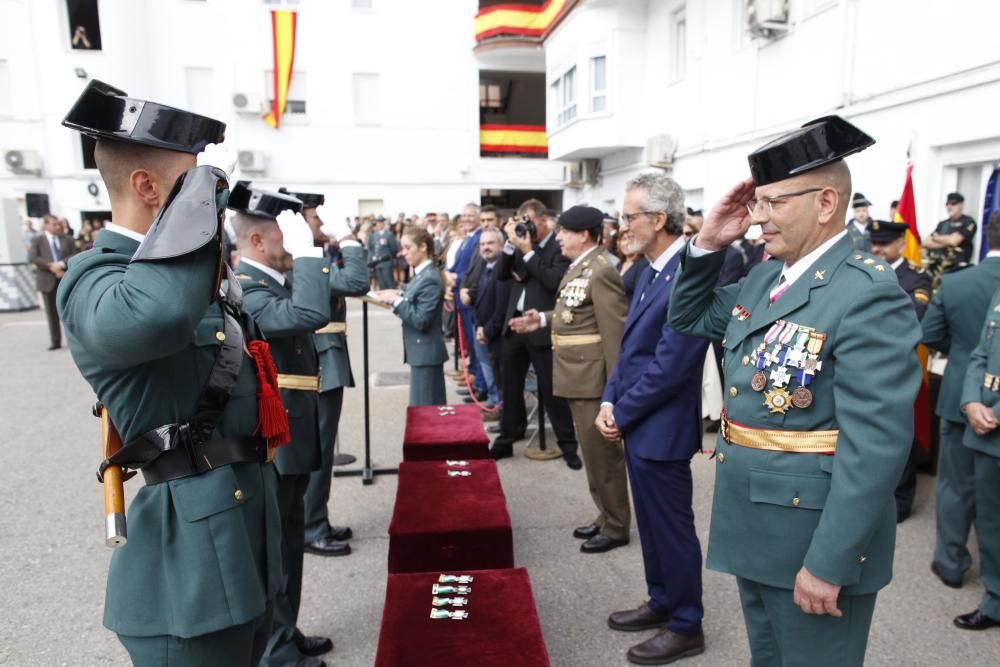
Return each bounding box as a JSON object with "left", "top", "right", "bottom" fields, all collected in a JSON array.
[
  {"left": 669, "top": 116, "right": 921, "bottom": 666},
  {"left": 278, "top": 189, "right": 370, "bottom": 557},
  {"left": 508, "top": 206, "right": 630, "bottom": 554},
  {"left": 957, "top": 273, "right": 1000, "bottom": 632},
  {"left": 921, "top": 212, "right": 1000, "bottom": 589},
  {"left": 230, "top": 184, "right": 333, "bottom": 667},
  {"left": 58, "top": 81, "right": 283, "bottom": 665}
]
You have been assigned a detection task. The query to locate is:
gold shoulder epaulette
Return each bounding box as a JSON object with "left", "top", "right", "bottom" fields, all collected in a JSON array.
[
  {"left": 596, "top": 254, "right": 608, "bottom": 264},
  {"left": 235, "top": 273, "right": 253, "bottom": 281},
  {"left": 847, "top": 253, "right": 895, "bottom": 281}
]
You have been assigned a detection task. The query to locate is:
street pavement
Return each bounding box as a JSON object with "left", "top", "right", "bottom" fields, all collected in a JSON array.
[{"left": 1, "top": 299, "right": 997, "bottom": 666}]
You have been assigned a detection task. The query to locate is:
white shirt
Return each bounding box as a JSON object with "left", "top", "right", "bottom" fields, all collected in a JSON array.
[
  {"left": 241, "top": 257, "right": 286, "bottom": 286},
  {"left": 511, "top": 231, "right": 554, "bottom": 312},
  {"left": 103, "top": 223, "right": 146, "bottom": 244},
  {"left": 890, "top": 257, "right": 904, "bottom": 271},
  {"left": 771, "top": 230, "right": 847, "bottom": 296},
  {"left": 852, "top": 220, "right": 867, "bottom": 235},
  {"left": 393, "top": 259, "right": 432, "bottom": 307},
  {"left": 987, "top": 250, "right": 1000, "bottom": 259}
]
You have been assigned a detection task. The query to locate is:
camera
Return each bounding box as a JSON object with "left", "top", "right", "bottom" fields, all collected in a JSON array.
[{"left": 514, "top": 215, "right": 536, "bottom": 240}]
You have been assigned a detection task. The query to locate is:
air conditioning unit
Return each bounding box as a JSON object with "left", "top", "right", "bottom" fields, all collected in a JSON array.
[
  {"left": 237, "top": 150, "right": 268, "bottom": 175},
  {"left": 746, "top": 0, "right": 790, "bottom": 39},
  {"left": 4, "top": 150, "right": 42, "bottom": 175},
  {"left": 646, "top": 134, "right": 678, "bottom": 169},
  {"left": 580, "top": 159, "right": 601, "bottom": 185},
  {"left": 232, "top": 92, "right": 264, "bottom": 115},
  {"left": 563, "top": 162, "right": 584, "bottom": 187}
]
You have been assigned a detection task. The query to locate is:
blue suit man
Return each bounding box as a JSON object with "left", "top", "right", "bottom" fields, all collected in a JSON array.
[
  {"left": 452, "top": 206, "right": 485, "bottom": 392},
  {"left": 599, "top": 174, "right": 709, "bottom": 665}
]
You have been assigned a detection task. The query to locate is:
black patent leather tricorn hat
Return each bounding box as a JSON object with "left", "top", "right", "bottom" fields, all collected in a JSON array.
[
  {"left": 278, "top": 187, "right": 325, "bottom": 209},
  {"left": 62, "top": 79, "right": 225, "bottom": 154},
  {"left": 228, "top": 181, "right": 303, "bottom": 219},
  {"left": 748, "top": 115, "right": 875, "bottom": 187}
]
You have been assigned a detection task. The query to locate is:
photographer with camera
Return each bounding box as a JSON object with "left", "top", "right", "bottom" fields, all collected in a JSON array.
[{"left": 491, "top": 200, "right": 581, "bottom": 469}]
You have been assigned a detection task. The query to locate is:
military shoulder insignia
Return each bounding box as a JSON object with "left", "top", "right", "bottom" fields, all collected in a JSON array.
[
  {"left": 596, "top": 254, "right": 608, "bottom": 264},
  {"left": 235, "top": 273, "right": 253, "bottom": 280},
  {"left": 913, "top": 289, "right": 930, "bottom": 304},
  {"left": 847, "top": 254, "right": 895, "bottom": 282}
]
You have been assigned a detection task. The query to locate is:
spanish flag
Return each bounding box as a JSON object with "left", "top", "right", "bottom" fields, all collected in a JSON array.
[
  {"left": 894, "top": 163, "right": 921, "bottom": 264},
  {"left": 474, "top": 0, "right": 572, "bottom": 42},
  {"left": 263, "top": 10, "right": 297, "bottom": 129},
  {"left": 480, "top": 124, "right": 548, "bottom": 155}
]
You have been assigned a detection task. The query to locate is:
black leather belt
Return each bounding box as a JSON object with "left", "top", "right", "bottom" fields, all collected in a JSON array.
[{"left": 141, "top": 436, "right": 270, "bottom": 485}]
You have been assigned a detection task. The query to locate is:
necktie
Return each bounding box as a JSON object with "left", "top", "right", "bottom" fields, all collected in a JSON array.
[
  {"left": 639, "top": 267, "right": 659, "bottom": 302},
  {"left": 769, "top": 275, "right": 789, "bottom": 303},
  {"left": 50, "top": 237, "right": 61, "bottom": 262}
]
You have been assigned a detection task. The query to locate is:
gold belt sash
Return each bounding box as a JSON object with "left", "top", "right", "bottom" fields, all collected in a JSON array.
[
  {"left": 551, "top": 333, "right": 602, "bottom": 348},
  {"left": 984, "top": 372, "right": 1000, "bottom": 393},
  {"left": 721, "top": 413, "right": 838, "bottom": 454},
  {"left": 276, "top": 374, "right": 320, "bottom": 392},
  {"left": 315, "top": 322, "right": 347, "bottom": 335}
]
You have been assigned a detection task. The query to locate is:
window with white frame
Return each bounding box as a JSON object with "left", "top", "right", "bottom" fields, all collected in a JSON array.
[
  {"left": 353, "top": 73, "right": 380, "bottom": 125},
  {"left": 551, "top": 66, "right": 577, "bottom": 126},
  {"left": 265, "top": 70, "right": 307, "bottom": 115},
  {"left": 590, "top": 56, "right": 607, "bottom": 113},
  {"left": 671, "top": 6, "right": 687, "bottom": 83}
]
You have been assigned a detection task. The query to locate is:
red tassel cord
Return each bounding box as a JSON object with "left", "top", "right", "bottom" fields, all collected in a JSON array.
[{"left": 247, "top": 340, "right": 291, "bottom": 448}]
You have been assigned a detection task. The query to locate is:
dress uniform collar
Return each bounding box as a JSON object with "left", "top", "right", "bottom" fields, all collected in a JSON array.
[
  {"left": 103, "top": 222, "right": 145, "bottom": 244},
  {"left": 776, "top": 230, "right": 847, "bottom": 291},
  {"left": 890, "top": 257, "right": 905, "bottom": 271},
  {"left": 241, "top": 257, "right": 286, "bottom": 286},
  {"left": 413, "top": 259, "right": 433, "bottom": 276},
  {"left": 569, "top": 245, "right": 600, "bottom": 270},
  {"left": 95, "top": 225, "right": 142, "bottom": 255}
]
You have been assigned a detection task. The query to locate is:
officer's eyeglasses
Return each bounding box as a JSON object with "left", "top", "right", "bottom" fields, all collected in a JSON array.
[
  {"left": 622, "top": 211, "right": 661, "bottom": 225},
  {"left": 746, "top": 188, "right": 822, "bottom": 216}
]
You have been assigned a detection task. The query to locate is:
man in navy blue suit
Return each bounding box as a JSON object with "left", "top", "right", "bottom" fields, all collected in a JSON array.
[{"left": 598, "top": 172, "right": 709, "bottom": 665}]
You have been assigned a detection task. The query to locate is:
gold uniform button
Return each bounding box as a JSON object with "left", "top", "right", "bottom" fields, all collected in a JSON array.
[
  {"left": 742, "top": 355, "right": 750, "bottom": 366},
  {"left": 717, "top": 453, "right": 725, "bottom": 464},
  {"left": 234, "top": 489, "right": 245, "bottom": 502},
  {"left": 215, "top": 331, "right": 226, "bottom": 342},
  {"left": 792, "top": 497, "right": 801, "bottom": 507},
  {"left": 729, "top": 386, "right": 738, "bottom": 398},
  {"left": 322, "top": 267, "right": 330, "bottom": 274}
]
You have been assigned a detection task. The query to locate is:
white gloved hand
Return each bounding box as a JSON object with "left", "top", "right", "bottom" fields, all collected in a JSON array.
[
  {"left": 196, "top": 142, "right": 237, "bottom": 180},
  {"left": 276, "top": 210, "right": 316, "bottom": 258},
  {"left": 317, "top": 205, "right": 353, "bottom": 241}
]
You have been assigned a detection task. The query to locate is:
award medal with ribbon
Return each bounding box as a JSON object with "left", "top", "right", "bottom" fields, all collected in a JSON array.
[
  {"left": 751, "top": 320, "right": 826, "bottom": 413},
  {"left": 752, "top": 320, "right": 785, "bottom": 392},
  {"left": 432, "top": 596, "right": 468, "bottom": 607},
  {"left": 447, "top": 470, "right": 471, "bottom": 477},
  {"left": 430, "top": 609, "right": 469, "bottom": 620},
  {"left": 438, "top": 574, "right": 474, "bottom": 584},
  {"left": 432, "top": 584, "right": 471, "bottom": 595}
]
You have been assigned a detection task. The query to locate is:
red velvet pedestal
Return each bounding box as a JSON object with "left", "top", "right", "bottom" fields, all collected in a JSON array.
[
  {"left": 388, "top": 460, "right": 513, "bottom": 574},
  {"left": 375, "top": 567, "right": 551, "bottom": 667},
  {"left": 402, "top": 404, "right": 491, "bottom": 461}
]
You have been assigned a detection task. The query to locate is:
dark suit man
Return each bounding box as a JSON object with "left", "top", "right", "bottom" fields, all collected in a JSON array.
[
  {"left": 472, "top": 225, "right": 509, "bottom": 408},
  {"left": 28, "top": 215, "right": 76, "bottom": 349},
  {"left": 233, "top": 186, "right": 333, "bottom": 667},
  {"left": 598, "top": 174, "right": 709, "bottom": 665},
  {"left": 923, "top": 213, "right": 1000, "bottom": 588},
  {"left": 491, "top": 199, "right": 580, "bottom": 468}
]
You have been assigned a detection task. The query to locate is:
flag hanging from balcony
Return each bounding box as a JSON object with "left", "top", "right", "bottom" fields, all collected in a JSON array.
[
  {"left": 263, "top": 10, "right": 297, "bottom": 129},
  {"left": 893, "top": 163, "right": 921, "bottom": 264},
  {"left": 480, "top": 124, "right": 548, "bottom": 156},
  {"left": 475, "top": 0, "right": 572, "bottom": 42}
]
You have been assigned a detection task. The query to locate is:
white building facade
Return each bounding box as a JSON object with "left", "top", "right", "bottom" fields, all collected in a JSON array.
[
  {"left": 0, "top": 0, "right": 564, "bottom": 232},
  {"left": 545, "top": 0, "right": 1000, "bottom": 240}
]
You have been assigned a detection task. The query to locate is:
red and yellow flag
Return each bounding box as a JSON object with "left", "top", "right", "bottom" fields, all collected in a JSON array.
[
  {"left": 474, "top": 0, "right": 572, "bottom": 42},
  {"left": 894, "top": 163, "right": 921, "bottom": 264},
  {"left": 480, "top": 124, "right": 548, "bottom": 155},
  {"left": 263, "top": 10, "right": 297, "bottom": 129}
]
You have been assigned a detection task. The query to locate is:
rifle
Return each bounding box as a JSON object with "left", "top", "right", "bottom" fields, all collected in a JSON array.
[{"left": 94, "top": 402, "right": 127, "bottom": 548}]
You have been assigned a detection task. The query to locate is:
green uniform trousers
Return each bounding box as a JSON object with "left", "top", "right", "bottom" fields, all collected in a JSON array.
[
  {"left": 261, "top": 474, "right": 310, "bottom": 667},
  {"left": 568, "top": 398, "right": 630, "bottom": 540},
  {"left": 736, "top": 577, "right": 876, "bottom": 667},
  {"left": 119, "top": 605, "right": 272, "bottom": 667},
  {"left": 304, "top": 388, "right": 345, "bottom": 543},
  {"left": 973, "top": 450, "right": 1000, "bottom": 621},
  {"left": 409, "top": 364, "right": 446, "bottom": 406},
  {"left": 934, "top": 419, "right": 977, "bottom": 582}
]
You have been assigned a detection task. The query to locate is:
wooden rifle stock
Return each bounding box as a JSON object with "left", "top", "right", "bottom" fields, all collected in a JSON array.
[{"left": 96, "top": 404, "right": 127, "bottom": 548}]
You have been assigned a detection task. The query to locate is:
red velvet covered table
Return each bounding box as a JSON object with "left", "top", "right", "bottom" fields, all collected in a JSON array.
[
  {"left": 388, "top": 460, "right": 513, "bottom": 573},
  {"left": 375, "top": 567, "right": 551, "bottom": 667},
  {"left": 402, "top": 404, "right": 491, "bottom": 461}
]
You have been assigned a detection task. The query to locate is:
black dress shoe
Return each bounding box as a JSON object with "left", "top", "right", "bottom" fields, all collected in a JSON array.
[
  {"left": 48, "top": 344, "right": 61, "bottom": 351},
  {"left": 456, "top": 387, "right": 470, "bottom": 396},
  {"left": 573, "top": 524, "right": 600, "bottom": 539},
  {"left": 564, "top": 453, "right": 583, "bottom": 470},
  {"left": 581, "top": 533, "right": 629, "bottom": 554},
  {"left": 954, "top": 610, "right": 1000, "bottom": 630},
  {"left": 896, "top": 509, "right": 911, "bottom": 524},
  {"left": 487, "top": 424, "right": 502, "bottom": 434},
  {"left": 330, "top": 525, "right": 353, "bottom": 541},
  {"left": 294, "top": 628, "right": 334, "bottom": 656},
  {"left": 931, "top": 561, "right": 962, "bottom": 589},
  {"left": 295, "top": 657, "right": 326, "bottom": 667},
  {"left": 490, "top": 443, "right": 513, "bottom": 460},
  {"left": 463, "top": 396, "right": 476, "bottom": 403},
  {"left": 627, "top": 629, "right": 705, "bottom": 665},
  {"left": 304, "top": 536, "right": 351, "bottom": 557},
  {"left": 608, "top": 602, "right": 671, "bottom": 632}
]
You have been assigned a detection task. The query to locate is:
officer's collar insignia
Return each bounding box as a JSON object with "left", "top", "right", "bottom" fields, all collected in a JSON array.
[
  {"left": 875, "top": 265, "right": 886, "bottom": 272},
  {"left": 235, "top": 273, "right": 252, "bottom": 280},
  {"left": 813, "top": 270, "right": 825, "bottom": 281}
]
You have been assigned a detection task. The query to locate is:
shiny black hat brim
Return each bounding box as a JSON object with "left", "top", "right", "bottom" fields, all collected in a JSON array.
[
  {"left": 748, "top": 115, "right": 875, "bottom": 187},
  {"left": 228, "top": 182, "right": 303, "bottom": 219},
  {"left": 278, "top": 188, "right": 325, "bottom": 209},
  {"left": 63, "top": 79, "right": 225, "bottom": 154}
]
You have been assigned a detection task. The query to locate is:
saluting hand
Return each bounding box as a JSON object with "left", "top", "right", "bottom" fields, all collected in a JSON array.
[
  {"left": 696, "top": 178, "right": 756, "bottom": 252},
  {"left": 793, "top": 567, "right": 842, "bottom": 617},
  {"left": 277, "top": 210, "right": 316, "bottom": 258},
  {"left": 964, "top": 402, "right": 998, "bottom": 436},
  {"left": 196, "top": 142, "right": 237, "bottom": 180}
]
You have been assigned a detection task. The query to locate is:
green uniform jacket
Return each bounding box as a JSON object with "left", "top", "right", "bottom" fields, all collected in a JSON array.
[
  {"left": 58, "top": 228, "right": 282, "bottom": 638},
  {"left": 238, "top": 258, "right": 331, "bottom": 475},
  {"left": 546, "top": 247, "right": 626, "bottom": 399},
  {"left": 846, "top": 221, "right": 871, "bottom": 252},
  {"left": 961, "top": 286, "right": 1000, "bottom": 456},
  {"left": 922, "top": 257, "right": 1000, "bottom": 423},
  {"left": 314, "top": 244, "right": 369, "bottom": 392},
  {"left": 393, "top": 264, "right": 449, "bottom": 366},
  {"left": 668, "top": 235, "right": 921, "bottom": 594}
]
